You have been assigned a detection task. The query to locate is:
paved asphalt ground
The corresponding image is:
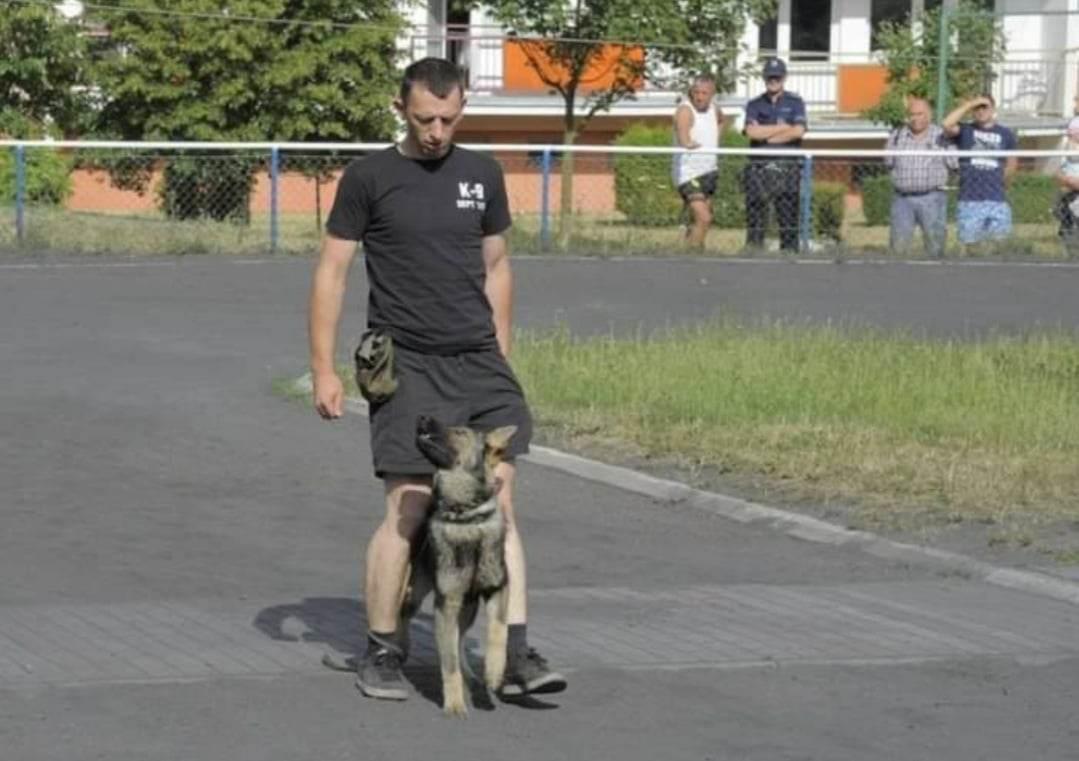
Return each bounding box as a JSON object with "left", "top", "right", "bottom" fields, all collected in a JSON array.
[{"left": 1, "top": 255, "right": 1078, "bottom": 760}]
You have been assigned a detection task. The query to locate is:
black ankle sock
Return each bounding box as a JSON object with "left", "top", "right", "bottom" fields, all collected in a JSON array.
[
  {"left": 367, "top": 630, "right": 398, "bottom": 654},
  {"left": 508, "top": 623, "right": 527, "bottom": 656}
]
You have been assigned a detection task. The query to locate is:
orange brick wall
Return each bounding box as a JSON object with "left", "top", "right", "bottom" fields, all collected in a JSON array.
[{"left": 67, "top": 162, "right": 618, "bottom": 217}]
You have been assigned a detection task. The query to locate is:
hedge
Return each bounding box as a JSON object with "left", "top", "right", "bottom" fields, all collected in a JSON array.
[
  {"left": 862, "top": 170, "right": 1057, "bottom": 226},
  {"left": 813, "top": 181, "right": 846, "bottom": 241},
  {"left": 613, "top": 122, "right": 750, "bottom": 228},
  {"left": 158, "top": 156, "right": 257, "bottom": 224},
  {"left": 0, "top": 147, "right": 73, "bottom": 206},
  {"left": 1008, "top": 173, "right": 1056, "bottom": 224},
  {"left": 612, "top": 123, "right": 683, "bottom": 226},
  {"left": 861, "top": 174, "right": 893, "bottom": 227}
]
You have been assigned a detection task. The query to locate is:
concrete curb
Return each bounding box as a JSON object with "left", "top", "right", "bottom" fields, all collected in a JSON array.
[{"left": 298, "top": 378, "right": 1079, "bottom": 608}]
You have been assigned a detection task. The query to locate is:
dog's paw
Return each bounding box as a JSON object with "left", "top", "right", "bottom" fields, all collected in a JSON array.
[{"left": 442, "top": 697, "right": 469, "bottom": 718}]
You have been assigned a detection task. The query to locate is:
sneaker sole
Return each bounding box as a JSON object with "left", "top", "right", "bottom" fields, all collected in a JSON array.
[
  {"left": 355, "top": 675, "right": 410, "bottom": 701},
  {"left": 499, "top": 671, "right": 567, "bottom": 697}
]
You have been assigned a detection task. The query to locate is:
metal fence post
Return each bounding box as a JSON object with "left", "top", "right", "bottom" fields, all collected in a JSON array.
[
  {"left": 15, "top": 144, "right": 26, "bottom": 244},
  {"left": 269, "top": 146, "right": 280, "bottom": 254},
  {"left": 539, "top": 148, "right": 551, "bottom": 252},
  {"left": 936, "top": 7, "right": 950, "bottom": 114},
  {"left": 799, "top": 154, "right": 813, "bottom": 253}
]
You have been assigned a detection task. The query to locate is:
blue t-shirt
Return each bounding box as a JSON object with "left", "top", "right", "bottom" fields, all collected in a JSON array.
[
  {"left": 955, "top": 122, "right": 1017, "bottom": 202},
  {"left": 744, "top": 91, "right": 808, "bottom": 151}
]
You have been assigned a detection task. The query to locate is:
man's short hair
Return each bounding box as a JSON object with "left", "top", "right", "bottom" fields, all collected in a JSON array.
[
  {"left": 977, "top": 93, "right": 996, "bottom": 107},
  {"left": 399, "top": 58, "right": 465, "bottom": 102},
  {"left": 691, "top": 74, "right": 716, "bottom": 89}
]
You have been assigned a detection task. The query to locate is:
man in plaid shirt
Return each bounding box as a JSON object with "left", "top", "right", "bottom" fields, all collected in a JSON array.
[{"left": 884, "top": 97, "right": 956, "bottom": 258}]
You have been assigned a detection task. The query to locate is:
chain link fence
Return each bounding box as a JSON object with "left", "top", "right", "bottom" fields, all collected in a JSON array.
[{"left": 1, "top": 141, "right": 1076, "bottom": 259}]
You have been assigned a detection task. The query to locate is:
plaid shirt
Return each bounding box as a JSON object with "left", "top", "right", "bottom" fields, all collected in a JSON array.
[{"left": 885, "top": 124, "right": 956, "bottom": 193}]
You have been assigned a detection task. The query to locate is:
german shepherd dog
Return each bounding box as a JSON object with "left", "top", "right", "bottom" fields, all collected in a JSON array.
[{"left": 403, "top": 415, "right": 516, "bottom": 717}]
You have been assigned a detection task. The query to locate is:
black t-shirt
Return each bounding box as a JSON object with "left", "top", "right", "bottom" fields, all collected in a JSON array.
[{"left": 326, "top": 146, "right": 512, "bottom": 354}]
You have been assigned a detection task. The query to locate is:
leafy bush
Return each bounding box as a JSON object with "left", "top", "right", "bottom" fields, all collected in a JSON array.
[
  {"left": 612, "top": 123, "right": 683, "bottom": 226},
  {"left": 864, "top": 171, "right": 1056, "bottom": 227},
  {"left": 861, "top": 174, "right": 893, "bottom": 227},
  {"left": 813, "top": 181, "right": 847, "bottom": 241},
  {"left": 0, "top": 147, "right": 73, "bottom": 205},
  {"left": 1008, "top": 173, "right": 1056, "bottom": 224},
  {"left": 613, "top": 122, "right": 751, "bottom": 227},
  {"left": 713, "top": 131, "right": 751, "bottom": 229},
  {"left": 157, "top": 156, "right": 257, "bottom": 223}
]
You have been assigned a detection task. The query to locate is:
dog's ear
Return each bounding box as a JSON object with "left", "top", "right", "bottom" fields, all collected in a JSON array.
[{"left": 484, "top": 425, "right": 517, "bottom": 455}]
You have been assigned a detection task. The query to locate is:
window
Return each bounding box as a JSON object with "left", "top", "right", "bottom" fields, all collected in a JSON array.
[
  {"left": 872, "top": 0, "right": 911, "bottom": 50},
  {"left": 791, "top": 0, "right": 831, "bottom": 60},
  {"left": 758, "top": 15, "right": 777, "bottom": 54}
]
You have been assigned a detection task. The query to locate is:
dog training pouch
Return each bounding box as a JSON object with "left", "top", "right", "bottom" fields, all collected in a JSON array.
[{"left": 354, "top": 329, "right": 398, "bottom": 404}]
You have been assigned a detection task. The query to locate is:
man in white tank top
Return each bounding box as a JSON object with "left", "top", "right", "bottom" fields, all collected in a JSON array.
[{"left": 673, "top": 75, "right": 724, "bottom": 249}]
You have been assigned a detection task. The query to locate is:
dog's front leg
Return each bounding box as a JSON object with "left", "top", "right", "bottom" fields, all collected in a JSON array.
[
  {"left": 435, "top": 598, "right": 468, "bottom": 717},
  {"left": 483, "top": 588, "right": 508, "bottom": 693}
]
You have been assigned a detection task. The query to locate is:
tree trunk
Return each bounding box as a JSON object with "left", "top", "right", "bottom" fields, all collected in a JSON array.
[{"left": 557, "top": 103, "right": 578, "bottom": 250}]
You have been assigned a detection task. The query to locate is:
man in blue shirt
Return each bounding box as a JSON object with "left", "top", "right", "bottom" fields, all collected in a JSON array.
[
  {"left": 742, "top": 57, "right": 808, "bottom": 253},
  {"left": 942, "top": 94, "right": 1018, "bottom": 250}
]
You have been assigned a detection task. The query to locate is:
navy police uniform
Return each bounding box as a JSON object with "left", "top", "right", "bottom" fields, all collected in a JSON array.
[{"left": 743, "top": 87, "right": 807, "bottom": 252}]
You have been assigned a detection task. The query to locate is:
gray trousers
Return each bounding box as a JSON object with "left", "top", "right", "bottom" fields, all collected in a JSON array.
[{"left": 890, "top": 190, "right": 947, "bottom": 258}]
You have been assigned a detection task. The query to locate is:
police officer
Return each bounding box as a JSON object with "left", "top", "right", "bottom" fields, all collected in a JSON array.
[{"left": 743, "top": 57, "right": 807, "bottom": 253}]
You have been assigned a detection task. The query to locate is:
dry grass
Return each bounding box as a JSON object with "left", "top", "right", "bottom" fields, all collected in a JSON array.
[{"left": 3, "top": 206, "right": 1071, "bottom": 259}]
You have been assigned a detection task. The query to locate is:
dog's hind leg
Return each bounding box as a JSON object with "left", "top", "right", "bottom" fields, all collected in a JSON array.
[
  {"left": 434, "top": 597, "right": 468, "bottom": 718},
  {"left": 483, "top": 588, "right": 509, "bottom": 692}
]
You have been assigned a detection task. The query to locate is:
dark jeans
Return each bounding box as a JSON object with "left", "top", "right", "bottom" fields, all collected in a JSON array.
[
  {"left": 1055, "top": 192, "right": 1079, "bottom": 258},
  {"left": 744, "top": 160, "right": 801, "bottom": 251}
]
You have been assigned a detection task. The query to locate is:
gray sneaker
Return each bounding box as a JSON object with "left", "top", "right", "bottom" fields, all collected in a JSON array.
[
  {"left": 355, "top": 645, "right": 409, "bottom": 701},
  {"left": 500, "top": 647, "right": 567, "bottom": 697}
]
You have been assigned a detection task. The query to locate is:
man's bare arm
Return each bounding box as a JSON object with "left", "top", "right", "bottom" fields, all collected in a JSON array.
[
  {"left": 942, "top": 98, "right": 986, "bottom": 137},
  {"left": 1004, "top": 155, "right": 1018, "bottom": 183},
  {"left": 308, "top": 234, "right": 358, "bottom": 419},
  {"left": 482, "top": 233, "right": 513, "bottom": 358},
  {"left": 1057, "top": 170, "right": 1079, "bottom": 192},
  {"left": 674, "top": 105, "right": 698, "bottom": 148}
]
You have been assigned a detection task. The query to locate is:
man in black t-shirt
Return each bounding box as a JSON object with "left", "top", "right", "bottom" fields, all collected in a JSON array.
[{"left": 308, "top": 58, "right": 565, "bottom": 702}]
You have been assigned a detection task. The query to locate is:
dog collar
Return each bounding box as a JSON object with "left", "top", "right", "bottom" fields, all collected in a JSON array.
[{"left": 437, "top": 496, "right": 499, "bottom": 524}]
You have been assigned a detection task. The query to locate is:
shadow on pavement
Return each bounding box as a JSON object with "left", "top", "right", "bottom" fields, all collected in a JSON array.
[{"left": 252, "top": 596, "right": 560, "bottom": 711}]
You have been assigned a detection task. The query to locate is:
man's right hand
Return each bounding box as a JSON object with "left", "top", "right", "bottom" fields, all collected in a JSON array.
[{"left": 313, "top": 371, "right": 345, "bottom": 420}]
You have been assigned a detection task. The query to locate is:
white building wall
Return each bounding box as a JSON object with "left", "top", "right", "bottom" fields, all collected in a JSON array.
[
  {"left": 994, "top": 0, "right": 1074, "bottom": 115},
  {"left": 833, "top": 0, "right": 872, "bottom": 60},
  {"left": 467, "top": 7, "right": 503, "bottom": 92}
]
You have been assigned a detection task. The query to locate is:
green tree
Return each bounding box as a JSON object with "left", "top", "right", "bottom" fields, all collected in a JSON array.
[
  {"left": 89, "top": 0, "right": 404, "bottom": 220},
  {"left": 0, "top": 4, "right": 90, "bottom": 137},
  {"left": 864, "top": 1, "right": 1006, "bottom": 127},
  {"left": 469, "top": 0, "right": 773, "bottom": 247}
]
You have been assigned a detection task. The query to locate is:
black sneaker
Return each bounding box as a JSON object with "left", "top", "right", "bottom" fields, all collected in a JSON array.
[
  {"left": 355, "top": 645, "right": 409, "bottom": 701},
  {"left": 500, "top": 647, "right": 567, "bottom": 697}
]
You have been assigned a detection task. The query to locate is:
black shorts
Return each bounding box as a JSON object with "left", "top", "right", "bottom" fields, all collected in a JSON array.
[
  {"left": 368, "top": 346, "right": 533, "bottom": 479},
  {"left": 678, "top": 171, "right": 718, "bottom": 201}
]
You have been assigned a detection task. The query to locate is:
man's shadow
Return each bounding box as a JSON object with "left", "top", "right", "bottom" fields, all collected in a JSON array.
[{"left": 253, "top": 597, "right": 558, "bottom": 711}]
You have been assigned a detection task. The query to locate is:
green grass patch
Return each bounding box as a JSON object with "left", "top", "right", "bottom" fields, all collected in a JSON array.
[{"left": 512, "top": 321, "right": 1079, "bottom": 534}]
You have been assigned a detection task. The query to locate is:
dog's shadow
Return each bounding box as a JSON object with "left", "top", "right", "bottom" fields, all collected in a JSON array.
[{"left": 253, "top": 597, "right": 557, "bottom": 711}]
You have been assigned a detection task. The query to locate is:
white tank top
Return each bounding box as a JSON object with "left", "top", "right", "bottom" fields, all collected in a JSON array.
[{"left": 673, "top": 103, "right": 720, "bottom": 186}]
